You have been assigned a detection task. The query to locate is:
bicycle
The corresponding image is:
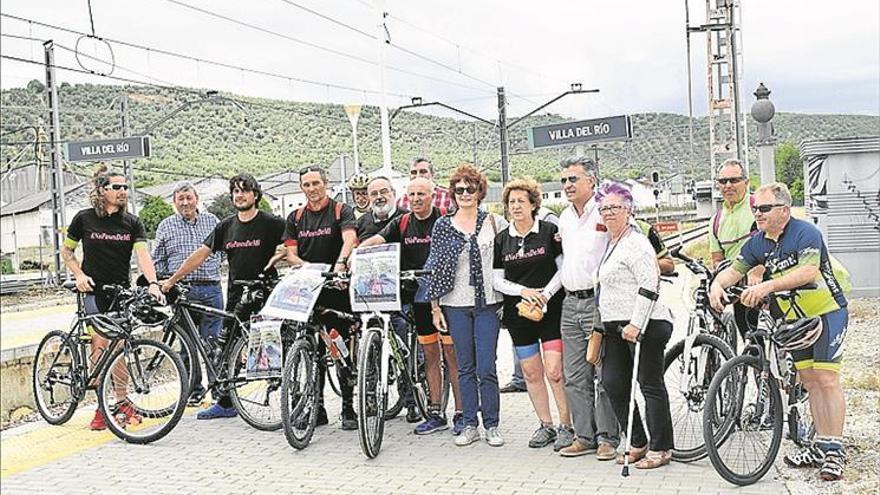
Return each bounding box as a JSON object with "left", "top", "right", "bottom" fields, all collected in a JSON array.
[
  {"left": 702, "top": 284, "right": 817, "bottom": 486},
  {"left": 160, "top": 272, "right": 288, "bottom": 431},
  {"left": 32, "top": 281, "right": 187, "bottom": 444},
  {"left": 662, "top": 248, "right": 737, "bottom": 462},
  {"left": 280, "top": 271, "right": 360, "bottom": 450},
  {"left": 354, "top": 269, "right": 433, "bottom": 459}
]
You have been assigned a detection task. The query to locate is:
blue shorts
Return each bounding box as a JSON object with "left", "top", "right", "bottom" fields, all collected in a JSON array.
[{"left": 791, "top": 307, "right": 848, "bottom": 373}]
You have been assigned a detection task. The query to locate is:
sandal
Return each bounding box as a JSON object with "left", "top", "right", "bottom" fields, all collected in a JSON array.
[
  {"left": 616, "top": 446, "right": 647, "bottom": 465},
  {"left": 635, "top": 450, "right": 672, "bottom": 469}
]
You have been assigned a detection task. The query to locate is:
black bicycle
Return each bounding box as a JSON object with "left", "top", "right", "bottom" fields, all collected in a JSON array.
[
  {"left": 702, "top": 285, "right": 817, "bottom": 486},
  {"left": 160, "top": 273, "right": 289, "bottom": 431},
  {"left": 662, "top": 248, "right": 737, "bottom": 462},
  {"left": 32, "top": 281, "right": 187, "bottom": 444}
]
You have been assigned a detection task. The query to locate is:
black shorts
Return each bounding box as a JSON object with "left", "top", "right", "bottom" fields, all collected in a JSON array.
[
  {"left": 411, "top": 303, "right": 438, "bottom": 337},
  {"left": 507, "top": 319, "right": 562, "bottom": 347}
]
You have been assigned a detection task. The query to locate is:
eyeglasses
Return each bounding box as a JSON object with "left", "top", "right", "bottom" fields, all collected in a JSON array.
[
  {"left": 751, "top": 203, "right": 786, "bottom": 214},
  {"left": 454, "top": 185, "right": 478, "bottom": 196},
  {"left": 598, "top": 204, "right": 626, "bottom": 215},
  {"left": 560, "top": 175, "right": 583, "bottom": 185},
  {"left": 716, "top": 177, "right": 745, "bottom": 185},
  {"left": 106, "top": 184, "right": 129, "bottom": 191},
  {"left": 410, "top": 168, "right": 431, "bottom": 177},
  {"left": 369, "top": 188, "right": 392, "bottom": 198}
]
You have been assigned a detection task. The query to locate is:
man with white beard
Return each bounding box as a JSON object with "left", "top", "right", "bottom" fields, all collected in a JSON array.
[{"left": 355, "top": 176, "right": 408, "bottom": 242}]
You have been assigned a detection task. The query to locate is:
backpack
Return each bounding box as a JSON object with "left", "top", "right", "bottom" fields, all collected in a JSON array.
[
  {"left": 398, "top": 206, "right": 447, "bottom": 235},
  {"left": 712, "top": 194, "right": 757, "bottom": 246},
  {"left": 295, "top": 200, "right": 344, "bottom": 223}
]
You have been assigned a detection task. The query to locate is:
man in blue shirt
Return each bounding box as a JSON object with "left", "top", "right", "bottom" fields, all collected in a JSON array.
[
  {"left": 710, "top": 182, "right": 851, "bottom": 482},
  {"left": 153, "top": 182, "right": 224, "bottom": 405}
]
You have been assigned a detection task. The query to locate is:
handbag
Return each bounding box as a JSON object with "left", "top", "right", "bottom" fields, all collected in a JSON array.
[
  {"left": 586, "top": 329, "right": 603, "bottom": 366},
  {"left": 516, "top": 299, "right": 545, "bottom": 322}
]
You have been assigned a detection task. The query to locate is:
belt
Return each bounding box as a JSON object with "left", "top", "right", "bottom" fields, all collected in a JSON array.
[
  {"left": 188, "top": 280, "right": 221, "bottom": 286},
  {"left": 566, "top": 288, "right": 595, "bottom": 299}
]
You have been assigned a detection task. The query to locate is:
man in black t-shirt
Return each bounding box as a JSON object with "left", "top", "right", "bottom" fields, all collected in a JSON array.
[
  {"left": 163, "top": 173, "right": 286, "bottom": 420},
  {"left": 360, "top": 177, "right": 463, "bottom": 434},
  {"left": 62, "top": 170, "right": 164, "bottom": 431},
  {"left": 355, "top": 176, "right": 406, "bottom": 242},
  {"left": 284, "top": 166, "right": 358, "bottom": 430}
]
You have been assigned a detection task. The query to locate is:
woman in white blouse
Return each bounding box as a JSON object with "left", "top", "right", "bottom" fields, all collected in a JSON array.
[{"left": 595, "top": 183, "right": 674, "bottom": 469}]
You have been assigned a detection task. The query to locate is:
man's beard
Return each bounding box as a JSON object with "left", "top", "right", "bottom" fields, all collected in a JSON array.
[
  {"left": 235, "top": 201, "right": 255, "bottom": 212},
  {"left": 371, "top": 201, "right": 392, "bottom": 219}
]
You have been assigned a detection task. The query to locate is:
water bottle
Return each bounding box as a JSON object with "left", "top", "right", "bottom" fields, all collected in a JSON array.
[{"left": 330, "top": 329, "right": 349, "bottom": 359}]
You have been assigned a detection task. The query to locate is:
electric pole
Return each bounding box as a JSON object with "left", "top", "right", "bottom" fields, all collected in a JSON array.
[
  {"left": 497, "top": 87, "right": 510, "bottom": 184},
  {"left": 120, "top": 92, "right": 137, "bottom": 215},
  {"left": 44, "top": 40, "right": 66, "bottom": 283}
]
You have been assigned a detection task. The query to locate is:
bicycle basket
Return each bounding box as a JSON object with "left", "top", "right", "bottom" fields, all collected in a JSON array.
[{"left": 773, "top": 317, "right": 822, "bottom": 352}]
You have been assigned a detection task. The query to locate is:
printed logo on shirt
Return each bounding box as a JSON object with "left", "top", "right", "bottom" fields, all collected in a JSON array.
[
  {"left": 299, "top": 227, "right": 333, "bottom": 239},
  {"left": 225, "top": 239, "right": 262, "bottom": 249},
  {"left": 89, "top": 232, "right": 132, "bottom": 241},
  {"left": 504, "top": 246, "right": 546, "bottom": 262},
  {"left": 404, "top": 235, "right": 431, "bottom": 245}
]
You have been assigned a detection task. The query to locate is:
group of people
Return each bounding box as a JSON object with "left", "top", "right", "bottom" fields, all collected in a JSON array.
[{"left": 62, "top": 154, "right": 849, "bottom": 481}]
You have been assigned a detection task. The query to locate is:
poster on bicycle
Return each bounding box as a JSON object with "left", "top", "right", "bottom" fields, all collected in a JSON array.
[
  {"left": 260, "top": 263, "right": 330, "bottom": 322},
  {"left": 246, "top": 316, "right": 283, "bottom": 379},
  {"left": 350, "top": 244, "right": 401, "bottom": 312}
]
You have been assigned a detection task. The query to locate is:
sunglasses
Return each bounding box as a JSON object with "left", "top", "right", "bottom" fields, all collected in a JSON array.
[
  {"left": 716, "top": 177, "right": 745, "bottom": 185},
  {"left": 454, "top": 185, "right": 478, "bottom": 196},
  {"left": 598, "top": 204, "right": 626, "bottom": 215},
  {"left": 560, "top": 175, "right": 584, "bottom": 185},
  {"left": 751, "top": 203, "right": 786, "bottom": 214},
  {"left": 106, "top": 184, "right": 129, "bottom": 191}
]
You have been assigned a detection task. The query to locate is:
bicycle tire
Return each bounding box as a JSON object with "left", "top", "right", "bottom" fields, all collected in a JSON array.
[
  {"left": 324, "top": 358, "right": 343, "bottom": 398},
  {"left": 281, "top": 340, "right": 319, "bottom": 450},
  {"left": 409, "top": 334, "right": 451, "bottom": 420},
  {"left": 663, "top": 333, "right": 734, "bottom": 462},
  {"left": 357, "top": 328, "right": 386, "bottom": 458},
  {"left": 32, "top": 330, "right": 80, "bottom": 425},
  {"left": 161, "top": 322, "right": 199, "bottom": 397},
  {"left": 227, "top": 335, "right": 283, "bottom": 431},
  {"left": 384, "top": 334, "right": 404, "bottom": 420},
  {"left": 98, "top": 339, "right": 187, "bottom": 444},
  {"left": 703, "top": 354, "right": 784, "bottom": 486}
]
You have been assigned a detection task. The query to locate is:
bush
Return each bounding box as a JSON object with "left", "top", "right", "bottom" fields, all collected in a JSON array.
[{"left": 139, "top": 196, "right": 174, "bottom": 238}]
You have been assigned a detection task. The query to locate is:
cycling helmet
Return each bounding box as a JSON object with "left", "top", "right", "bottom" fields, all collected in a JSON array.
[
  {"left": 347, "top": 173, "right": 370, "bottom": 190},
  {"left": 773, "top": 317, "right": 822, "bottom": 351}
]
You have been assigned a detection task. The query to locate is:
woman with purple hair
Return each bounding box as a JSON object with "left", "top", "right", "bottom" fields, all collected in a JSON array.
[{"left": 594, "top": 183, "right": 675, "bottom": 469}]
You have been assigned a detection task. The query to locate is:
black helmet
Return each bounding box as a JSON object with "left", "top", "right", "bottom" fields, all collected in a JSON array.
[{"left": 773, "top": 317, "right": 822, "bottom": 352}]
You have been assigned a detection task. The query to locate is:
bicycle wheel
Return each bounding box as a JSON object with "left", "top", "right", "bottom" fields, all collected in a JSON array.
[
  {"left": 281, "top": 340, "right": 319, "bottom": 450},
  {"left": 408, "top": 334, "right": 451, "bottom": 420},
  {"left": 32, "top": 330, "right": 80, "bottom": 425},
  {"left": 228, "top": 335, "right": 283, "bottom": 431},
  {"left": 384, "top": 334, "right": 405, "bottom": 420},
  {"left": 663, "top": 333, "right": 734, "bottom": 462},
  {"left": 98, "top": 339, "right": 187, "bottom": 444},
  {"left": 324, "top": 358, "right": 343, "bottom": 398},
  {"left": 703, "top": 354, "right": 783, "bottom": 486},
  {"left": 161, "top": 323, "right": 199, "bottom": 397},
  {"left": 357, "top": 328, "right": 386, "bottom": 458}
]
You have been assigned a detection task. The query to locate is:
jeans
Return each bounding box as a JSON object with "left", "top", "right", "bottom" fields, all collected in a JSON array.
[
  {"left": 561, "top": 293, "right": 620, "bottom": 446},
  {"left": 602, "top": 319, "right": 674, "bottom": 451},
  {"left": 184, "top": 283, "right": 224, "bottom": 398},
  {"left": 444, "top": 304, "right": 501, "bottom": 428}
]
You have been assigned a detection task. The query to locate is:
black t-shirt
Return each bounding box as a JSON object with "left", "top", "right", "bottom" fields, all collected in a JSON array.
[
  {"left": 283, "top": 199, "right": 356, "bottom": 265},
  {"left": 66, "top": 208, "right": 147, "bottom": 287},
  {"left": 493, "top": 220, "right": 564, "bottom": 328},
  {"left": 377, "top": 208, "right": 443, "bottom": 271},
  {"left": 355, "top": 207, "right": 407, "bottom": 242},
  {"left": 204, "top": 210, "right": 286, "bottom": 284}
]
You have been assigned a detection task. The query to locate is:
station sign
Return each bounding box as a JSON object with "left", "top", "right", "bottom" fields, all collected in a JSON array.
[
  {"left": 64, "top": 136, "right": 151, "bottom": 162},
  {"left": 528, "top": 115, "right": 632, "bottom": 149}
]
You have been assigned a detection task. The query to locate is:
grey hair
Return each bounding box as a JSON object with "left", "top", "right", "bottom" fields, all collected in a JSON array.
[
  {"left": 411, "top": 157, "right": 433, "bottom": 173},
  {"left": 756, "top": 182, "right": 792, "bottom": 206},
  {"left": 368, "top": 175, "right": 394, "bottom": 191},
  {"left": 172, "top": 181, "right": 198, "bottom": 198},
  {"left": 560, "top": 156, "right": 598, "bottom": 178},
  {"left": 717, "top": 158, "right": 746, "bottom": 177}
]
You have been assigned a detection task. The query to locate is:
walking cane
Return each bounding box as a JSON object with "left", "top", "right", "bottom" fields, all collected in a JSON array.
[{"left": 621, "top": 286, "right": 660, "bottom": 477}]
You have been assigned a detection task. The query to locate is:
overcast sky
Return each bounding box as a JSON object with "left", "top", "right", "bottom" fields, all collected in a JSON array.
[{"left": 1, "top": 0, "right": 878, "bottom": 120}]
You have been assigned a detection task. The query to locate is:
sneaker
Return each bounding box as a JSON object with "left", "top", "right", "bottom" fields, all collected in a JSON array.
[
  {"left": 89, "top": 409, "right": 107, "bottom": 431},
  {"left": 553, "top": 425, "right": 575, "bottom": 452},
  {"left": 596, "top": 442, "right": 617, "bottom": 461},
  {"left": 116, "top": 402, "right": 142, "bottom": 427},
  {"left": 559, "top": 438, "right": 597, "bottom": 457},
  {"left": 197, "top": 403, "right": 238, "bottom": 420},
  {"left": 528, "top": 424, "right": 557, "bottom": 448},
  {"left": 340, "top": 408, "right": 357, "bottom": 431},
  {"left": 485, "top": 427, "right": 505, "bottom": 447},
  {"left": 454, "top": 425, "right": 481, "bottom": 446},
  {"left": 414, "top": 414, "right": 449, "bottom": 435},
  {"left": 784, "top": 445, "right": 824, "bottom": 468},
  {"left": 819, "top": 450, "right": 846, "bottom": 481},
  {"left": 405, "top": 406, "right": 422, "bottom": 424},
  {"left": 499, "top": 381, "right": 527, "bottom": 393},
  {"left": 315, "top": 406, "right": 329, "bottom": 427},
  {"left": 451, "top": 412, "right": 466, "bottom": 436}
]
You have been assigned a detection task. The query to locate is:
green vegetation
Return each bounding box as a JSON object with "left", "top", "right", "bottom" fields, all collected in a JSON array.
[
  {"left": 139, "top": 195, "right": 174, "bottom": 238},
  {"left": 775, "top": 141, "right": 804, "bottom": 203},
  {"left": 2, "top": 81, "right": 878, "bottom": 188},
  {"left": 206, "top": 194, "right": 272, "bottom": 220}
]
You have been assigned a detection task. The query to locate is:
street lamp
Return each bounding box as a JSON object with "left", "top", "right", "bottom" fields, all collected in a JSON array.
[
  {"left": 343, "top": 104, "right": 362, "bottom": 176},
  {"left": 750, "top": 82, "right": 776, "bottom": 184}
]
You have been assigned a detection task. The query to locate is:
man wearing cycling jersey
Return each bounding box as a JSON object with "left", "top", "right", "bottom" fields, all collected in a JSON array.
[
  {"left": 285, "top": 166, "right": 359, "bottom": 430},
  {"left": 62, "top": 168, "right": 164, "bottom": 431},
  {"left": 360, "top": 177, "right": 464, "bottom": 435},
  {"left": 709, "top": 182, "right": 851, "bottom": 482},
  {"left": 162, "top": 173, "right": 287, "bottom": 420}
]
